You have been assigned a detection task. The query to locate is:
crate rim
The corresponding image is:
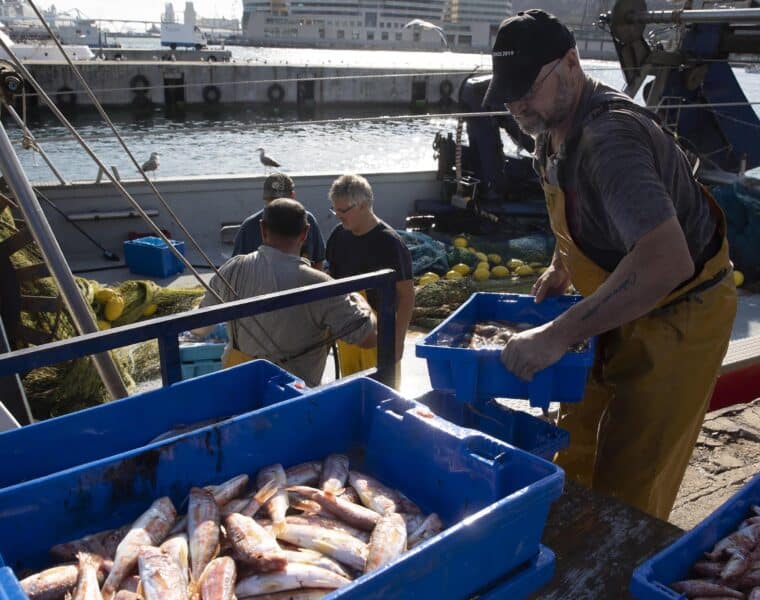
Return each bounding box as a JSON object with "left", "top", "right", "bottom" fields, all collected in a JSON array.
[
  {"left": 416, "top": 291, "right": 594, "bottom": 367},
  {"left": 0, "top": 376, "right": 565, "bottom": 544},
  {"left": 630, "top": 471, "right": 760, "bottom": 599}
]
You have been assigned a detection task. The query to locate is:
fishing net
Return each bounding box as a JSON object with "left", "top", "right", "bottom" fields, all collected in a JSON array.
[
  {"left": 712, "top": 181, "right": 760, "bottom": 285},
  {"left": 0, "top": 206, "right": 205, "bottom": 419},
  {"left": 396, "top": 230, "right": 449, "bottom": 276},
  {"left": 454, "top": 233, "right": 556, "bottom": 265},
  {"left": 412, "top": 276, "right": 538, "bottom": 330}
]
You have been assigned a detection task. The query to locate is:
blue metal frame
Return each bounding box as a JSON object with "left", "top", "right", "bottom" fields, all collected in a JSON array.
[{"left": 0, "top": 269, "right": 397, "bottom": 389}]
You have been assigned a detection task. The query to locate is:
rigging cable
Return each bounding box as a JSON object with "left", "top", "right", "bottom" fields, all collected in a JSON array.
[{"left": 23, "top": 0, "right": 240, "bottom": 302}]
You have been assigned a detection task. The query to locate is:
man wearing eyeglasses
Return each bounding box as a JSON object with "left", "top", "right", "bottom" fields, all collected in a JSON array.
[
  {"left": 485, "top": 9, "right": 736, "bottom": 519},
  {"left": 233, "top": 172, "right": 326, "bottom": 270},
  {"left": 325, "top": 174, "right": 414, "bottom": 387}
]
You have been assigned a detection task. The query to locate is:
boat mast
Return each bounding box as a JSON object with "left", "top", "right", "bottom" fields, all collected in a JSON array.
[{"left": 0, "top": 109, "right": 128, "bottom": 401}]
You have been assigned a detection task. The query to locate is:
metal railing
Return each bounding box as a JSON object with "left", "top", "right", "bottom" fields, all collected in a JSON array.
[{"left": 0, "top": 269, "right": 397, "bottom": 390}]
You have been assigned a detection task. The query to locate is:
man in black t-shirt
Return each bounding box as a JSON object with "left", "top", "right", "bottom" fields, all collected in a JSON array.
[{"left": 325, "top": 174, "right": 414, "bottom": 386}]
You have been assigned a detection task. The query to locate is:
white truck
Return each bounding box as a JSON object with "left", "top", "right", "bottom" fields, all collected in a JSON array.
[{"left": 160, "top": 2, "right": 207, "bottom": 50}]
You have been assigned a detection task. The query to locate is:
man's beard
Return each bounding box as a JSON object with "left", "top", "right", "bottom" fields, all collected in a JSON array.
[
  {"left": 515, "top": 74, "right": 575, "bottom": 138},
  {"left": 514, "top": 112, "right": 548, "bottom": 136}
]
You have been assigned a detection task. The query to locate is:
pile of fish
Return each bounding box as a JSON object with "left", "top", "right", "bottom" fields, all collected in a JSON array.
[
  {"left": 19, "top": 455, "right": 444, "bottom": 600},
  {"left": 464, "top": 321, "right": 534, "bottom": 349},
  {"left": 464, "top": 320, "right": 589, "bottom": 352},
  {"left": 669, "top": 504, "right": 760, "bottom": 599}
]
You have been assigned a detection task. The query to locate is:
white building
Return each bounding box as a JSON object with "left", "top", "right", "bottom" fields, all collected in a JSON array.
[{"left": 242, "top": 0, "right": 513, "bottom": 50}]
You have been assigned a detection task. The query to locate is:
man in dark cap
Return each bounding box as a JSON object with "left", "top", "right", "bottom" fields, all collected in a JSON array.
[
  {"left": 487, "top": 10, "right": 736, "bottom": 519},
  {"left": 200, "top": 198, "right": 376, "bottom": 387},
  {"left": 233, "top": 172, "right": 326, "bottom": 270}
]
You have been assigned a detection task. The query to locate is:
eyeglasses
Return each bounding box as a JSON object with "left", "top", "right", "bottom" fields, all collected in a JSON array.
[
  {"left": 329, "top": 203, "right": 357, "bottom": 216},
  {"left": 505, "top": 58, "right": 561, "bottom": 108}
]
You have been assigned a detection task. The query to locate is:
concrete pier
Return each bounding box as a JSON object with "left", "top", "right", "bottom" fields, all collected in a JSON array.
[
  {"left": 21, "top": 60, "right": 473, "bottom": 109},
  {"left": 98, "top": 48, "right": 232, "bottom": 63}
]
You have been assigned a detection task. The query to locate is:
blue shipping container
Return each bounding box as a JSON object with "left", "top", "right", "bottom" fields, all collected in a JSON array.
[
  {"left": 473, "top": 545, "right": 556, "bottom": 599},
  {"left": 415, "top": 390, "right": 569, "bottom": 460},
  {"left": 0, "top": 360, "right": 303, "bottom": 491},
  {"left": 0, "top": 376, "right": 563, "bottom": 600},
  {"left": 123, "top": 236, "right": 186, "bottom": 278},
  {"left": 630, "top": 472, "right": 760, "bottom": 599},
  {"left": 417, "top": 293, "right": 595, "bottom": 409}
]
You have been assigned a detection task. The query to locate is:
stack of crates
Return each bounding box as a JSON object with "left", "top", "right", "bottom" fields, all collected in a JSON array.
[
  {"left": 179, "top": 324, "right": 228, "bottom": 380},
  {"left": 179, "top": 341, "right": 226, "bottom": 380},
  {"left": 0, "top": 367, "right": 564, "bottom": 599},
  {"left": 415, "top": 292, "right": 597, "bottom": 596}
]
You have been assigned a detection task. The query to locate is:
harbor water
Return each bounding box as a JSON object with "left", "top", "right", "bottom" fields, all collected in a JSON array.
[{"left": 4, "top": 47, "right": 759, "bottom": 183}]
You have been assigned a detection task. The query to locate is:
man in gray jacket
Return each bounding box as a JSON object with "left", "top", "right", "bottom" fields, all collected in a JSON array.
[{"left": 201, "top": 198, "right": 376, "bottom": 386}]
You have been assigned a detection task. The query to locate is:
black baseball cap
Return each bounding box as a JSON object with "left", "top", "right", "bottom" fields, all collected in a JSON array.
[
  {"left": 263, "top": 172, "right": 295, "bottom": 200},
  {"left": 483, "top": 10, "right": 575, "bottom": 106}
]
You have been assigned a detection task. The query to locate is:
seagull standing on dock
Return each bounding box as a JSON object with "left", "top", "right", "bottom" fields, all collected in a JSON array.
[
  {"left": 256, "top": 147, "right": 282, "bottom": 174},
  {"left": 141, "top": 152, "right": 160, "bottom": 179},
  {"left": 403, "top": 19, "right": 449, "bottom": 49}
]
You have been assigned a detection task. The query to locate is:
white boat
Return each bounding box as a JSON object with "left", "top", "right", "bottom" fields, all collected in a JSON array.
[{"left": 0, "top": 27, "right": 94, "bottom": 61}]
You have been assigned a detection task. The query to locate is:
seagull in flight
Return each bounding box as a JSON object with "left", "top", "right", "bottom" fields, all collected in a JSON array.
[
  {"left": 403, "top": 19, "right": 449, "bottom": 49},
  {"left": 141, "top": 152, "right": 160, "bottom": 179},
  {"left": 256, "top": 147, "right": 281, "bottom": 173}
]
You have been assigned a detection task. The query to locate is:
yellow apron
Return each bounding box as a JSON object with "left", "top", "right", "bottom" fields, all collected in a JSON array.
[
  {"left": 545, "top": 177, "right": 737, "bottom": 519},
  {"left": 222, "top": 346, "right": 254, "bottom": 369},
  {"left": 337, "top": 291, "right": 401, "bottom": 389}
]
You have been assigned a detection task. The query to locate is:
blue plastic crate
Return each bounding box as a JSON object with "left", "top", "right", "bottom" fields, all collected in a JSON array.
[
  {"left": 0, "top": 376, "right": 563, "bottom": 600},
  {"left": 473, "top": 545, "right": 556, "bottom": 599},
  {"left": 181, "top": 358, "right": 223, "bottom": 380},
  {"left": 416, "top": 293, "right": 596, "bottom": 409},
  {"left": 630, "top": 473, "right": 760, "bottom": 599},
  {"left": 0, "top": 360, "right": 304, "bottom": 491},
  {"left": 415, "top": 390, "right": 569, "bottom": 460},
  {"left": 123, "top": 236, "right": 185, "bottom": 278},
  {"left": 179, "top": 341, "right": 226, "bottom": 363}
]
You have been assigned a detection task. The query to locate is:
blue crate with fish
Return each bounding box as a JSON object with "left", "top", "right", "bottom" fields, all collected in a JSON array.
[
  {"left": 415, "top": 390, "right": 569, "bottom": 460},
  {"left": 0, "top": 375, "right": 564, "bottom": 600},
  {"left": 0, "top": 359, "right": 303, "bottom": 491},
  {"left": 473, "top": 545, "right": 556, "bottom": 599},
  {"left": 416, "top": 292, "right": 596, "bottom": 409},
  {"left": 630, "top": 472, "right": 760, "bottom": 599},
  {"left": 123, "top": 236, "right": 185, "bottom": 278}
]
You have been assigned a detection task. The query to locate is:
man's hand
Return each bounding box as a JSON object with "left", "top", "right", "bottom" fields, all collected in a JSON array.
[
  {"left": 500, "top": 322, "right": 570, "bottom": 381},
  {"left": 532, "top": 263, "right": 572, "bottom": 303}
]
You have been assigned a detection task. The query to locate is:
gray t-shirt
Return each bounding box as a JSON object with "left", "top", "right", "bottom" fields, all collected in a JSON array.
[
  {"left": 536, "top": 77, "right": 716, "bottom": 272},
  {"left": 201, "top": 245, "right": 373, "bottom": 387}
]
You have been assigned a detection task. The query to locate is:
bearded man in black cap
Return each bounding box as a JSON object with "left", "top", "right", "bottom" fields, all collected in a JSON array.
[{"left": 486, "top": 9, "right": 736, "bottom": 519}]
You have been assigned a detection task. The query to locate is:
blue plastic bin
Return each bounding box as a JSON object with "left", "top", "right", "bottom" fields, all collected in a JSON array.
[
  {"left": 0, "top": 377, "right": 564, "bottom": 600},
  {"left": 630, "top": 472, "right": 760, "bottom": 599},
  {"left": 179, "top": 341, "right": 226, "bottom": 363},
  {"left": 180, "top": 342, "right": 226, "bottom": 380},
  {"left": 123, "top": 236, "right": 185, "bottom": 278},
  {"left": 0, "top": 360, "right": 303, "bottom": 491},
  {"left": 415, "top": 390, "right": 569, "bottom": 460},
  {"left": 473, "top": 545, "right": 556, "bottom": 599},
  {"left": 416, "top": 293, "right": 596, "bottom": 409}
]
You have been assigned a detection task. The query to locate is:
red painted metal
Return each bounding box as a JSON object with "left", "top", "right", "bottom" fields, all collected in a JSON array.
[{"left": 709, "top": 364, "right": 760, "bottom": 411}]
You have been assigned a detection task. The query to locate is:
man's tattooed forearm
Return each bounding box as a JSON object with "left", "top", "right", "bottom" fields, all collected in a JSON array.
[{"left": 580, "top": 272, "right": 638, "bottom": 321}]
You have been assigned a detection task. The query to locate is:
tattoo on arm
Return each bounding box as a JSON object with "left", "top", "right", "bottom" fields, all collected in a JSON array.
[{"left": 580, "top": 272, "right": 638, "bottom": 321}]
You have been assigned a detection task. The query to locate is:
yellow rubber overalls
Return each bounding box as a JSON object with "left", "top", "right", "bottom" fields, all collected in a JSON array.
[
  {"left": 543, "top": 162, "right": 737, "bottom": 520},
  {"left": 337, "top": 292, "right": 401, "bottom": 388}
]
